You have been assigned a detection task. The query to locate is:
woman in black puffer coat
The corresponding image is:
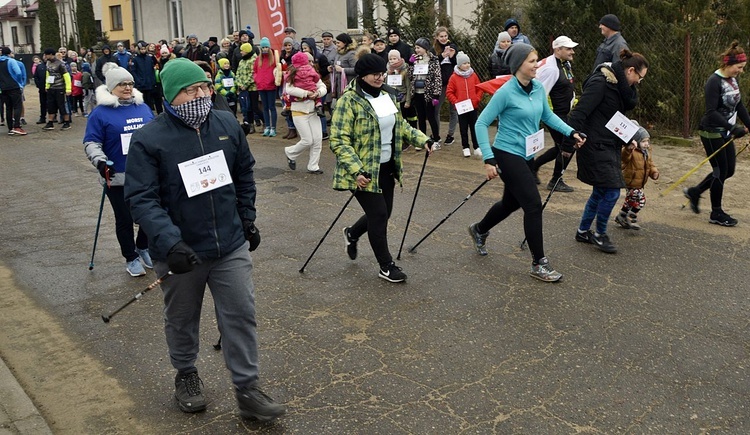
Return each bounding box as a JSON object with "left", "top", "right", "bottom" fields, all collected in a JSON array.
[{"left": 567, "top": 49, "right": 649, "bottom": 254}]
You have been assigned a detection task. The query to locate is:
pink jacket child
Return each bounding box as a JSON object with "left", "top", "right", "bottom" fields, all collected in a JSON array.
[{"left": 284, "top": 51, "right": 323, "bottom": 110}]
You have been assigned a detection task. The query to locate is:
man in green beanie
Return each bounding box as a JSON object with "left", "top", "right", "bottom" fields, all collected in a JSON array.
[{"left": 124, "top": 57, "right": 286, "bottom": 421}]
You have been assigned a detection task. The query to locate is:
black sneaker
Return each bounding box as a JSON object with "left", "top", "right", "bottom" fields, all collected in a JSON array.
[
  {"left": 709, "top": 210, "right": 738, "bottom": 227},
  {"left": 444, "top": 135, "right": 455, "bottom": 145},
  {"left": 43, "top": 122, "right": 55, "bottom": 130},
  {"left": 683, "top": 187, "right": 700, "bottom": 214},
  {"left": 575, "top": 229, "right": 594, "bottom": 243},
  {"left": 590, "top": 232, "right": 617, "bottom": 253},
  {"left": 614, "top": 211, "right": 631, "bottom": 229},
  {"left": 322, "top": 133, "right": 329, "bottom": 140},
  {"left": 343, "top": 227, "right": 357, "bottom": 260},
  {"left": 236, "top": 385, "right": 286, "bottom": 421},
  {"left": 378, "top": 262, "right": 407, "bottom": 283},
  {"left": 36, "top": 118, "right": 46, "bottom": 124},
  {"left": 546, "top": 178, "right": 574, "bottom": 192},
  {"left": 174, "top": 372, "right": 207, "bottom": 413},
  {"left": 627, "top": 211, "right": 641, "bottom": 230},
  {"left": 287, "top": 157, "right": 296, "bottom": 170},
  {"left": 315, "top": 106, "right": 325, "bottom": 117},
  {"left": 255, "top": 119, "right": 262, "bottom": 127},
  {"left": 61, "top": 122, "right": 71, "bottom": 130},
  {"left": 468, "top": 223, "right": 489, "bottom": 256}
]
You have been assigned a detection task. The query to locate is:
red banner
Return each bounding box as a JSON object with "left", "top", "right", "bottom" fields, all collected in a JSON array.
[{"left": 256, "top": 0, "right": 288, "bottom": 51}]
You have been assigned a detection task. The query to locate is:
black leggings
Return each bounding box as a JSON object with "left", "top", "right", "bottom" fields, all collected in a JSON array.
[
  {"left": 412, "top": 93, "right": 439, "bottom": 140},
  {"left": 349, "top": 160, "right": 397, "bottom": 266},
  {"left": 106, "top": 186, "right": 149, "bottom": 262},
  {"left": 695, "top": 135, "right": 736, "bottom": 211},
  {"left": 458, "top": 110, "right": 478, "bottom": 149},
  {"left": 476, "top": 150, "right": 545, "bottom": 262}
]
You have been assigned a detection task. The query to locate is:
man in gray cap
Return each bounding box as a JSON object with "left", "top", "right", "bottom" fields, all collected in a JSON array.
[
  {"left": 284, "top": 27, "right": 301, "bottom": 50},
  {"left": 593, "top": 14, "right": 629, "bottom": 69},
  {"left": 533, "top": 35, "right": 579, "bottom": 192}
]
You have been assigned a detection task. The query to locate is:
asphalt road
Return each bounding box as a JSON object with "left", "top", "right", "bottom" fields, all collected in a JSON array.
[{"left": 0, "top": 96, "right": 748, "bottom": 434}]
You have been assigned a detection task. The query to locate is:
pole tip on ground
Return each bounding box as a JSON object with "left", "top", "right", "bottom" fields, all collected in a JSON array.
[
  {"left": 298, "top": 268, "right": 305, "bottom": 273},
  {"left": 88, "top": 265, "right": 94, "bottom": 270},
  {"left": 101, "top": 315, "right": 110, "bottom": 323}
]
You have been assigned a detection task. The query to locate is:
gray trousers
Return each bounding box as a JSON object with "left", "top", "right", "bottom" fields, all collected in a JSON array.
[
  {"left": 155, "top": 241, "right": 260, "bottom": 389},
  {"left": 439, "top": 84, "right": 458, "bottom": 136}
]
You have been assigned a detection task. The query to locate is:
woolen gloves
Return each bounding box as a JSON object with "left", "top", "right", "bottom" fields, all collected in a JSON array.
[
  {"left": 243, "top": 220, "right": 261, "bottom": 251},
  {"left": 167, "top": 241, "right": 202, "bottom": 274}
]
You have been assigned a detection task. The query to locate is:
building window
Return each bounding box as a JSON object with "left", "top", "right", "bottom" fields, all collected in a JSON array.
[
  {"left": 110, "top": 5, "right": 123, "bottom": 31},
  {"left": 346, "top": 0, "right": 361, "bottom": 30},
  {"left": 436, "top": 0, "right": 451, "bottom": 15},
  {"left": 224, "top": 0, "right": 239, "bottom": 34},
  {"left": 11, "top": 26, "right": 19, "bottom": 46},
  {"left": 24, "top": 25, "right": 33, "bottom": 44},
  {"left": 169, "top": 0, "right": 184, "bottom": 40}
]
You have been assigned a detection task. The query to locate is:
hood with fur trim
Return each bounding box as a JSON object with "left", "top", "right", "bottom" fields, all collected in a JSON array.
[{"left": 95, "top": 84, "right": 145, "bottom": 108}]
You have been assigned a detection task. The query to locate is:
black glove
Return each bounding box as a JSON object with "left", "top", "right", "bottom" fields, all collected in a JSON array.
[
  {"left": 243, "top": 220, "right": 261, "bottom": 252},
  {"left": 97, "top": 160, "right": 115, "bottom": 178},
  {"left": 167, "top": 241, "right": 202, "bottom": 274},
  {"left": 730, "top": 125, "right": 747, "bottom": 139}
]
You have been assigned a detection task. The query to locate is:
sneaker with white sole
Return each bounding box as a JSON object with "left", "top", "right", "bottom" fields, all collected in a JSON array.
[
  {"left": 530, "top": 257, "right": 563, "bottom": 282},
  {"left": 614, "top": 211, "right": 631, "bottom": 229},
  {"left": 709, "top": 210, "right": 738, "bottom": 227},
  {"left": 683, "top": 187, "right": 700, "bottom": 214},
  {"left": 627, "top": 211, "right": 641, "bottom": 230},
  {"left": 575, "top": 229, "right": 594, "bottom": 244},
  {"left": 444, "top": 135, "right": 455, "bottom": 145},
  {"left": 126, "top": 258, "right": 147, "bottom": 276},
  {"left": 378, "top": 262, "right": 407, "bottom": 283},
  {"left": 343, "top": 227, "right": 358, "bottom": 260},
  {"left": 136, "top": 248, "right": 153, "bottom": 269},
  {"left": 473, "top": 148, "right": 483, "bottom": 158},
  {"left": 462, "top": 148, "right": 471, "bottom": 157}
]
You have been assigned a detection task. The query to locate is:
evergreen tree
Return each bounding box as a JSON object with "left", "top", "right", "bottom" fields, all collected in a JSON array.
[
  {"left": 76, "top": 0, "right": 99, "bottom": 48},
  {"left": 38, "top": 0, "right": 61, "bottom": 50},
  {"left": 380, "top": 0, "right": 403, "bottom": 35}
]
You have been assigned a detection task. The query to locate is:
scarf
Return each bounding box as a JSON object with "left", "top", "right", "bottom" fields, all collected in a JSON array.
[
  {"left": 358, "top": 78, "right": 381, "bottom": 98},
  {"left": 171, "top": 96, "right": 212, "bottom": 129},
  {"left": 388, "top": 58, "right": 405, "bottom": 72},
  {"left": 453, "top": 66, "right": 474, "bottom": 78}
]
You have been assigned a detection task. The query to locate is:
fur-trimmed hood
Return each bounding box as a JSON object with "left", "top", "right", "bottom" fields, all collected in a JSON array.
[
  {"left": 597, "top": 62, "right": 618, "bottom": 84},
  {"left": 95, "top": 84, "right": 145, "bottom": 107},
  {"left": 337, "top": 41, "right": 358, "bottom": 55}
]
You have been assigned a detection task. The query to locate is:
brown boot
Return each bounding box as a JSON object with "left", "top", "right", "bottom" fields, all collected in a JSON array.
[
  {"left": 282, "top": 129, "right": 292, "bottom": 139},
  {"left": 287, "top": 129, "right": 298, "bottom": 140}
]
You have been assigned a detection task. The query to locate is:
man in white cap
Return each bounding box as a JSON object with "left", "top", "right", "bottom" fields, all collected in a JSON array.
[{"left": 532, "top": 35, "right": 579, "bottom": 192}]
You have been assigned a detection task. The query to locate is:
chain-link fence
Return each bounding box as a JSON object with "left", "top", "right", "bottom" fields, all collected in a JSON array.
[{"left": 395, "top": 20, "right": 749, "bottom": 138}]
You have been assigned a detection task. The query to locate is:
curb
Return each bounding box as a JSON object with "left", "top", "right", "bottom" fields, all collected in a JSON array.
[{"left": 0, "top": 356, "right": 53, "bottom": 434}]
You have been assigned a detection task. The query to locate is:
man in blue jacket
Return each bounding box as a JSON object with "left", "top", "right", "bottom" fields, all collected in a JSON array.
[
  {"left": 130, "top": 41, "right": 158, "bottom": 112},
  {"left": 0, "top": 46, "right": 28, "bottom": 135},
  {"left": 124, "top": 58, "right": 286, "bottom": 422}
]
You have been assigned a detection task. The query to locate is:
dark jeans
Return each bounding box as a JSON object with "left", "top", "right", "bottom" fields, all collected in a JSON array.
[
  {"left": 105, "top": 185, "right": 148, "bottom": 262},
  {"left": 259, "top": 90, "right": 277, "bottom": 128},
  {"left": 458, "top": 110, "right": 478, "bottom": 149},
  {"left": 349, "top": 160, "right": 397, "bottom": 266},
  {"left": 239, "top": 90, "right": 259, "bottom": 124},
  {"left": 476, "top": 150, "right": 545, "bottom": 262},
  {"left": 533, "top": 129, "right": 573, "bottom": 181},
  {"left": 1, "top": 87, "right": 23, "bottom": 129},
  {"left": 412, "top": 93, "right": 439, "bottom": 140},
  {"left": 579, "top": 186, "right": 621, "bottom": 236},
  {"left": 694, "top": 135, "right": 736, "bottom": 211},
  {"left": 38, "top": 90, "right": 47, "bottom": 120}
]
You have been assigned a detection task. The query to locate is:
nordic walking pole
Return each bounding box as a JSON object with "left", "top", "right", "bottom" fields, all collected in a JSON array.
[
  {"left": 408, "top": 178, "right": 491, "bottom": 253},
  {"left": 397, "top": 148, "right": 430, "bottom": 260},
  {"left": 520, "top": 143, "right": 577, "bottom": 250},
  {"left": 102, "top": 272, "right": 172, "bottom": 323},
  {"left": 680, "top": 139, "right": 748, "bottom": 209},
  {"left": 299, "top": 176, "right": 369, "bottom": 273},
  {"left": 89, "top": 161, "right": 113, "bottom": 270},
  {"left": 661, "top": 135, "right": 735, "bottom": 197}
]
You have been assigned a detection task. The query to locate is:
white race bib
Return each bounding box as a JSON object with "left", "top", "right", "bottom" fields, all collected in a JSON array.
[
  {"left": 222, "top": 77, "right": 234, "bottom": 88},
  {"left": 387, "top": 74, "right": 402, "bottom": 86},
  {"left": 605, "top": 111, "right": 638, "bottom": 143},
  {"left": 368, "top": 94, "right": 398, "bottom": 118},
  {"left": 413, "top": 63, "right": 429, "bottom": 75},
  {"left": 120, "top": 133, "right": 132, "bottom": 155},
  {"left": 177, "top": 150, "right": 234, "bottom": 198},
  {"left": 74, "top": 80, "right": 82, "bottom": 87},
  {"left": 46, "top": 76, "right": 56, "bottom": 84},
  {"left": 455, "top": 99, "right": 474, "bottom": 115},
  {"left": 729, "top": 113, "right": 738, "bottom": 126},
  {"left": 525, "top": 129, "right": 545, "bottom": 157}
]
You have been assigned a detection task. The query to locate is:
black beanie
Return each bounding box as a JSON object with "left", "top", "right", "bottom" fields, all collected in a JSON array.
[
  {"left": 336, "top": 33, "right": 353, "bottom": 45},
  {"left": 415, "top": 38, "right": 431, "bottom": 51},
  {"left": 599, "top": 14, "right": 621, "bottom": 31},
  {"left": 355, "top": 53, "right": 387, "bottom": 77}
]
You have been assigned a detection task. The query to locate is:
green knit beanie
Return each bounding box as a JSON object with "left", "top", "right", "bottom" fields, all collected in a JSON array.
[{"left": 160, "top": 58, "right": 211, "bottom": 103}]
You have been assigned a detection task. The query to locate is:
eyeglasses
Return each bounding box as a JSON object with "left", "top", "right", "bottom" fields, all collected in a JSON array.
[
  {"left": 370, "top": 72, "right": 386, "bottom": 79},
  {"left": 116, "top": 81, "right": 135, "bottom": 88},
  {"left": 183, "top": 83, "right": 210, "bottom": 96},
  {"left": 634, "top": 69, "right": 645, "bottom": 83}
]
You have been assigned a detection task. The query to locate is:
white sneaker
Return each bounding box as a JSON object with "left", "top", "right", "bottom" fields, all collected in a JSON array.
[
  {"left": 462, "top": 148, "right": 471, "bottom": 157},
  {"left": 473, "top": 148, "right": 483, "bottom": 158}
]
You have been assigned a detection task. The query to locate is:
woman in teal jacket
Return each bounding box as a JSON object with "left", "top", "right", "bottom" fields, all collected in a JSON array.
[
  {"left": 330, "top": 54, "right": 433, "bottom": 283},
  {"left": 469, "top": 43, "right": 585, "bottom": 283}
]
